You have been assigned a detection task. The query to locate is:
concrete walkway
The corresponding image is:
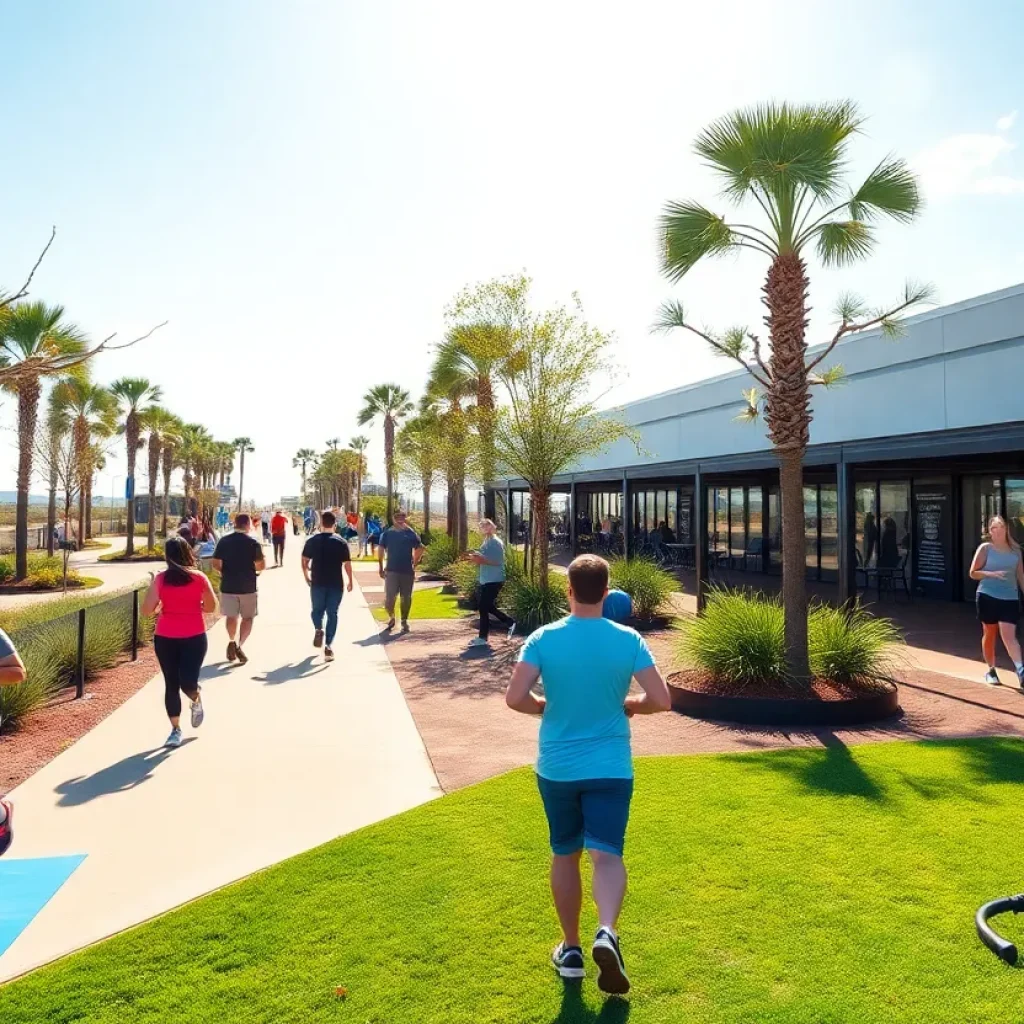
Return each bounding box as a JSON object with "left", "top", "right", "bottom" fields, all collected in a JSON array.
[{"left": 0, "top": 535, "right": 440, "bottom": 981}]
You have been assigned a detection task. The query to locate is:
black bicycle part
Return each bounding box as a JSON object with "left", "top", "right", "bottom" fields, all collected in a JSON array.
[{"left": 976, "top": 893, "right": 1024, "bottom": 965}]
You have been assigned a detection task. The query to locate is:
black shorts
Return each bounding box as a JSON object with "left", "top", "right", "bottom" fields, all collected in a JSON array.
[{"left": 976, "top": 592, "right": 1020, "bottom": 625}]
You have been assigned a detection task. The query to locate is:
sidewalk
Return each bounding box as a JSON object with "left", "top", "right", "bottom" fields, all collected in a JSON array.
[{"left": 0, "top": 536, "right": 440, "bottom": 981}]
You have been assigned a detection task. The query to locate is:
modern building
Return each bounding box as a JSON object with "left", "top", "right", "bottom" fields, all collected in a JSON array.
[{"left": 489, "top": 282, "right": 1024, "bottom": 608}]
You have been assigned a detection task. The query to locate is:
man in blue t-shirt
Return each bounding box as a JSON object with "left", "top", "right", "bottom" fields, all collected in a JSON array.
[{"left": 506, "top": 555, "right": 671, "bottom": 996}]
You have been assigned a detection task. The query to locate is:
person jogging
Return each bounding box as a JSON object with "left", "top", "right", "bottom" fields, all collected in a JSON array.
[
  {"left": 271, "top": 508, "right": 289, "bottom": 567},
  {"left": 261, "top": 511, "right": 271, "bottom": 545},
  {"left": 301, "top": 510, "right": 354, "bottom": 662},
  {"left": 970, "top": 514, "right": 1024, "bottom": 686},
  {"left": 466, "top": 517, "right": 514, "bottom": 648},
  {"left": 211, "top": 513, "right": 265, "bottom": 666},
  {"left": 0, "top": 630, "right": 28, "bottom": 857},
  {"left": 141, "top": 537, "right": 217, "bottom": 748},
  {"left": 505, "top": 554, "right": 671, "bottom": 995},
  {"left": 378, "top": 509, "right": 423, "bottom": 633}
]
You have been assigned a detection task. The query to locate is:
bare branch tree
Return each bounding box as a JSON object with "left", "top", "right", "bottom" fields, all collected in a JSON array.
[{"left": 0, "top": 226, "right": 57, "bottom": 310}]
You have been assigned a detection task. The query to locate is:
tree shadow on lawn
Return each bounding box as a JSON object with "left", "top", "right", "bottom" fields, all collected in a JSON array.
[
  {"left": 54, "top": 740, "right": 196, "bottom": 805},
  {"left": 551, "top": 982, "right": 630, "bottom": 1024}
]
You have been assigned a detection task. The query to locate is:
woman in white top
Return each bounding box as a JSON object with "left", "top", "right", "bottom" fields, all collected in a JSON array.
[{"left": 969, "top": 515, "right": 1024, "bottom": 686}]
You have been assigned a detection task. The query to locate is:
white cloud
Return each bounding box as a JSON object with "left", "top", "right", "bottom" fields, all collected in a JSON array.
[
  {"left": 914, "top": 132, "right": 1024, "bottom": 199},
  {"left": 996, "top": 110, "right": 1018, "bottom": 132}
]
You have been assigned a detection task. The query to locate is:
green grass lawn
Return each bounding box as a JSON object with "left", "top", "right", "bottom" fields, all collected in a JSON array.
[
  {"left": 4, "top": 740, "right": 1024, "bottom": 1023},
  {"left": 370, "top": 586, "right": 469, "bottom": 620}
]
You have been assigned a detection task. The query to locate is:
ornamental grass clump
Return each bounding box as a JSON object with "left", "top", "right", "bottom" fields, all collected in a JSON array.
[
  {"left": 420, "top": 535, "right": 458, "bottom": 576},
  {"left": 808, "top": 603, "right": 903, "bottom": 688},
  {"left": 608, "top": 557, "right": 680, "bottom": 620}
]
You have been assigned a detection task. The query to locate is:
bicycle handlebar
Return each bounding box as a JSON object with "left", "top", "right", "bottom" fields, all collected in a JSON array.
[{"left": 975, "top": 893, "right": 1024, "bottom": 964}]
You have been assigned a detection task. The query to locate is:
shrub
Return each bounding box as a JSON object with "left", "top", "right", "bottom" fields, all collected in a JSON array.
[
  {"left": 609, "top": 557, "right": 680, "bottom": 620},
  {"left": 808, "top": 603, "right": 903, "bottom": 687},
  {"left": 444, "top": 558, "right": 480, "bottom": 609},
  {"left": 0, "top": 557, "right": 14, "bottom": 583},
  {"left": 421, "top": 534, "right": 458, "bottom": 575},
  {"left": 678, "top": 589, "right": 903, "bottom": 689},
  {"left": 501, "top": 572, "right": 568, "bottom": 634}
]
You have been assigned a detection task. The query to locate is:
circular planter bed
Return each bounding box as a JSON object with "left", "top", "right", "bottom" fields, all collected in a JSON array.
[
  {"left": 0, "top": 575, "right": 102, "bottom": 594},
  {"left": 667, "top": 670, "right": 901, "bottom": 727}
]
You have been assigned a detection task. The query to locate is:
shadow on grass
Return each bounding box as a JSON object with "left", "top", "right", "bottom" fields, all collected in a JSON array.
[
  {"left": 55, "top": 740, "right": 196, "bottom": 805},
  {"left": 957, "top": 735, "right": 1024, "bottom": 784},
  {"left": 552, "top": 981, "right": 630, "bottom": 1024}
]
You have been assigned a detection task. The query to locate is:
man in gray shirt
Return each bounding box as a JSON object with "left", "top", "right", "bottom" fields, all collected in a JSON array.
[{"left": 378, "top": 510, "right": 423, "bottom": 633}]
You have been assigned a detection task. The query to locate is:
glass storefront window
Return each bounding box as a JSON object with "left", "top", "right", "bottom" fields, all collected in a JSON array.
[
  {"left": 804, "top": 485, "right": 819, "bottom": 577},
  {"left": 730, "top": 488, "right": 746, "bottom": 566},
  {"left": 768, "top": 486, "right": 781, "bottom": 569},
  {"left": 747, "top": 488, "right": 764, "bottom": 570},
  {"left": 855, "top": 484, "right": 878, "bottom": 569},
  {"left": 1007, "top": 480, "right": 1024, "bottom": 547},
  {"left": 819, "top": 484, "right": 838, "bottom": 580},
  {"left": 879, "top": 481, "right": 911, "bottom": 572}
]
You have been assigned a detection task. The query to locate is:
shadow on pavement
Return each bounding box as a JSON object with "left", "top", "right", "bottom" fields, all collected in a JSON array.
[
  {"left": 54, "top": 740, "right": 196, "bottom": 806},
  {"left": 255, "top": 656, "right": 329, "bottom": 685}
]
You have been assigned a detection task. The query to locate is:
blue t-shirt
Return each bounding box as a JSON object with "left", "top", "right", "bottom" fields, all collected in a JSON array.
[
  {"left": 477, "top": 536, "right": 506, "bottom": 584},
  {"left": 519, "top": 615, "right": 655, "bottom": 782}
]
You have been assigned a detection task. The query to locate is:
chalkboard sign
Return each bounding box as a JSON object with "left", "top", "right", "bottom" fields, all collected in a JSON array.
[
  {"left": 913, "top": 481, "right": 952, "bottom": 599},
  {"left": 679, "top": 493, "right": 693, "bottom": 544}
]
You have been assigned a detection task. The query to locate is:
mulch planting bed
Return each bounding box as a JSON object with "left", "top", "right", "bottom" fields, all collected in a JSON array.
[
  {"left": 0, "top": 646, "right": 160, "bottom": 793},
  {"left": 380, "top": 618, "right": 1024, "bottom": 792}
]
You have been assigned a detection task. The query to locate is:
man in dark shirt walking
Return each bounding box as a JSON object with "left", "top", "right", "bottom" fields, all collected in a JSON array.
[
  {"left": 301, "top": 510, "right": 353, "bottom": 662},
  {"left": 211, "top": 513, "right": 265, "bottom": 666},
  {"left": 377, "top": 509, "right": 423, "bottom": 633}
]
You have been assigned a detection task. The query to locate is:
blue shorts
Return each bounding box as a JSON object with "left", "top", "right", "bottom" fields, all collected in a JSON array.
[{"left": 536, "top": 775, "right": 633, "bottom": 857}]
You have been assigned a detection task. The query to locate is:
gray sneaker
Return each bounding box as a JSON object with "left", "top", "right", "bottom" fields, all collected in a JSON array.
[
  {"left": 190, "top": 698, "right": 204, "bottom": 729},
  {"left": 165, "top": 727, "right": 183, "bottom": 748},
  {"left": 984, "top": 668, "right": 1000, "bottom": 686}
]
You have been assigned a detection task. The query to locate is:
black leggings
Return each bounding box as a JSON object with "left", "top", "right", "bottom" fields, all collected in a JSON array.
[
  {"left": 273, "top": 534, "right": 286, "bottom": 559},
  {"left": 154, "top": 633, "right": 208, "bottom": 719},
  {"left": 478, "top": 582, "right": 512, "bottom": 639}
]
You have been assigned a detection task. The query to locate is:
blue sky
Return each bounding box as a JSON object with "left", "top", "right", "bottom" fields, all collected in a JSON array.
[{"left": 1, "top": 0, "right": 1022, "bottom": 502}]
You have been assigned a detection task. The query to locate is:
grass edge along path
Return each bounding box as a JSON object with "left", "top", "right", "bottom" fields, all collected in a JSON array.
[
  {"left": 3, "top": 739, "right": 1024, "bottom": 1023},
  {"left": 369, "top": 587, "right": 470, "bottom": 621}
]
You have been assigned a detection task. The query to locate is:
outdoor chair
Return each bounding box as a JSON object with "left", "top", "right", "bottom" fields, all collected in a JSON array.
[{"left": 874, "top": 552, "right": 911, "bottom": 602}]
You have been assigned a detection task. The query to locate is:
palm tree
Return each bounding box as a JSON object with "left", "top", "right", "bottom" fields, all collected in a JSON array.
[
  {"left": 159, "top": 416, "right": 184, "bottom": 536},
  {"left": 140, "top": 406, "right": 175, "bottom": 549},
  {"left": 655, "top": 101, "right": 928, "bottom": 680},
  {"left": 233, "top": 437, "right": 254, "bottom": 511},
  {"left": 326, "top": 438, "right": 341, "bottom": 451},
  {"left": 396, "top": 416, "right": 441, "bottom": 540},
  {"left": 178, "top": 424, "right": 211, "bottom": 511},
  {"left": 293, "top": 448, "right": 316, "bottom": 504},
  {"left": 349, "top": 436, "right": 369, "bottom": 511},
  {"left": 110, "top": 378, "right": 163, "bottom": 556},
  {"left": 0, "top": 302, "right": 86, "bottom": 578},
  {"left": 42, "top": 389, "right": 71, "bottom": 556},
  {"left": 357, "top": 384, "right": 413, "bottom": 523},
  {"left": 53, "top": 378, "right": 117, "bottom": 546}
]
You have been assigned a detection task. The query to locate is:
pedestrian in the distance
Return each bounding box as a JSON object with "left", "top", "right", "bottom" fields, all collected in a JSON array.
[
  {"left": 0, "top": 629, "right": 28, "bottom": 856},
  {"left": 301, "top": 510, "right": 354, "bottom": 662},
  {"left": 505, "top": 554, "right": 672, "bottom": 995},
  {"left": 141, "top": 536, "right": 217, "bottom": 748},
  {"left": 271, "top": 509, "right": 289, "bottom": 567},
  {"left": 377, "top": 510, "right": 423, "bottom": 633},
  {"left": 970, "top": 514, "right": 1024, "bottom": 686},
  {"left": 466, "top": 518, "right": 514, "bottom": 648}
]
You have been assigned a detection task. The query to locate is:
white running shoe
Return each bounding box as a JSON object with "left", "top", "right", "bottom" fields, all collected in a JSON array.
[
  {"left": 165, "top": 727, "right": 183, "bottom": 748},
  {"left": 984, "top": 668, "right": 1000, "bottom": 686},
  {"left": 467, "top": 637, "right": 489, "bottom": 648},
  {"left": 190, "top": 699, "right": 204, "bottom": 728}
]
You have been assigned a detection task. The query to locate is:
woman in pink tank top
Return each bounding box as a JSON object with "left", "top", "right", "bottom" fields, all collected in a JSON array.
[{"left": 141, "top": 537, "right": 217, "bottom": 748}]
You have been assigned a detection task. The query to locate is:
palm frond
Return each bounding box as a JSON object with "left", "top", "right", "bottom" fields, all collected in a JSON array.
[
  {"left": 735, "top": 386, "right": 761, "bottom": 422},
  {"left": 719, "top": 327, "right": 748, "bottom": 361},
  {"left": 650, "top": 299, "right": 688, "bottom": 334},
  {"left": 815, "top": 220, "right": 875, "bottom": 266},
  {"left": 659, "top": 202, "right": 738, "bottom": 281},
  {"left": 809, "top": 364, "right": 847, "bottom": 387},
  {"left": 848, "top": 156, "right": 921, "bottom": 223},
  {"left": 833, "top": 291, "right": 868, "bottom": 323}
]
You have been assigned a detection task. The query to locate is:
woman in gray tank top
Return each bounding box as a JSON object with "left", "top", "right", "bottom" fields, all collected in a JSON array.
[{"left": 969, "top": 515, "right": 1024, "bottom": 686}]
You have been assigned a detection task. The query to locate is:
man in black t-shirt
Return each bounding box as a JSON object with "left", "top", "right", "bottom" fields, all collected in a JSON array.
[
  {"left": 211, "top": 513, "right": 266, "bottom": 665},
  {"left": 301, "top": 510, "right": 353, "bottom": 662}
]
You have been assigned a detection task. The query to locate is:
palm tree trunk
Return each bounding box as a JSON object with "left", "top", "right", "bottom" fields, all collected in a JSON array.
[
  {"left": 15, "top": 382, "right": 41, "bottom": 580},
  {"left": 46, "top": 465, "right": 57, "bottom": 557},
  {"left": 237, "top": 450, "right": 245, "bottom": 512},
  {"left": 125, "top": 422, "right": 138, "bottom": 557},
  {"left": 422, "top": 476, "right": 431, "bottom": 540},
  {"left": 456, "top": 475, "right": 468, "bottom": 553},
  {"left": 763, "top": 251, "right": 812, "bottom": 682},
  {"left": 384, "top": 416, "right": 395, "bottom": 523},
  {"left": 161, "top": 452, "right": 172, "bottom": 536},
  {"left": 532, "top": 488, "right": 551, "bottom": 589},
  {"left": 147, "top": 433, "right": 159, "bottom": 550},
  {"left": 356, "top": 465, "right": 362, "bottom": 512},
  {"left": 85, "top": 478, "right": 93, "bottom": 540}
]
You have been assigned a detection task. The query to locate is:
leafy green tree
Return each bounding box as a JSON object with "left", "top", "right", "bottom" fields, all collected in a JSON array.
[
  {"left": 110, "top": 378, "right": 163, "bottom": 556},
  {"left": 654, "top": 101, "right": 929, "bottom": 680},
  {"left": 0, "top": 302, "right": 86, "bottom": 578},
  {"left": 357, "top": 384, "right": 414, "bottom": 523},
  {"left": 396, "top": 414, "right": 443, "bottom": 540}
]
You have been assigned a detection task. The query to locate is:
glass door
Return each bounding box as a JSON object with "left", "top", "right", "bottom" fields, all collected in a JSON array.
[{"left": 961, "top": 476, "right": 1003, "bottom": 599}]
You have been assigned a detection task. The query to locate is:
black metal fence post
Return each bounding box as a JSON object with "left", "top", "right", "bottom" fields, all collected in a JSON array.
[
  {"left": 75, "top": 607, "right": 86, "bottom": 698},
  {"left": 131, "top": 589, "right": 140, "bottom": 661}
]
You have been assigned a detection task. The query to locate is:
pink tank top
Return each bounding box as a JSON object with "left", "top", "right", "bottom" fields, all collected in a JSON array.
[{"left": 154, "top": 571, "right": 207, "bottom": 638}]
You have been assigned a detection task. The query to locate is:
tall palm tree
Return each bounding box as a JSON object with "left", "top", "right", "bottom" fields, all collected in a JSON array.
[
  {"left": 179, "top": 424, "right": 211, "bottom": 511},
  {"left": 159, "top": 416, "right": 184, "bottom": 536},
  {"left": 348, "top": 436, "right": 369, "bottom": 512},
  {"left": 396, "top": 415, "right": 441, "bottom": 540},
  {"left": 233, "top": 437, "right": 254, "bottom": 511},
  {"left": 53, "top": 378, "right": 117, "bottom": 546},
  {"left": 42, "top": 388, "right": 71, "bottom": 556},
  {"left": 655, "top": 101, "right": 927, "bottom": 680},
  {"left": 293, "top": 448, "right": 316, "bottom": 504},
  {"left": 357, "top": 384, "right": 413, "bottom": 524},
  {"left": 140, "top": 406, "right": 175, "bottom": 549},
  {"left": 0, "top": 302, "right": 86, "bottom": 578},
  {"left": 110, "top": 378, "right": 163, "bottom": 556}
]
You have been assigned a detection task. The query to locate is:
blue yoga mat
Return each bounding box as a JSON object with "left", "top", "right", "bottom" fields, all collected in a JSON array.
[{"left": 0, "top": 855, "right": 86, "bottom": 957}]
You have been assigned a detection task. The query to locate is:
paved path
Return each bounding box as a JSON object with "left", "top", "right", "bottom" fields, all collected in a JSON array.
[{"left": 0, "top": 535, "right": 440, "bottom": 981}]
